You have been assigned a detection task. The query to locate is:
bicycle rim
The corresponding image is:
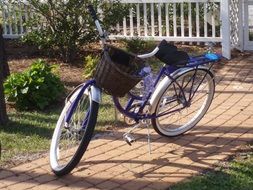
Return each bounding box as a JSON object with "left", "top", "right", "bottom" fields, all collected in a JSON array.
[
  {"left": 152, "top": 69, "right": 214, "bottom": 136},
  {"left": 50, "top": 86, "right": 98, "bottom": 175}
]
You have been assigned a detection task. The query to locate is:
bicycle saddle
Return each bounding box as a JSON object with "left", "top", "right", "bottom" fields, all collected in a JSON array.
[{"left": 155, "top": 40, "right": 189, "bottom": 67}]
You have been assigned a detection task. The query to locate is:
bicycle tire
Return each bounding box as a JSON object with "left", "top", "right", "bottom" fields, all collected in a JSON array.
[
  {"left": 152, "top": 68, "right": 215, "bottom": 137},
  {"left": 50, "top": 85, "right": 99, "bottom": 176}
]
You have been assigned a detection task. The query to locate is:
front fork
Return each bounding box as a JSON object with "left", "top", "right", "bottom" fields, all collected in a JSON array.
[{"left": 64, "top": 80, "right": 101, "bottom": 128}]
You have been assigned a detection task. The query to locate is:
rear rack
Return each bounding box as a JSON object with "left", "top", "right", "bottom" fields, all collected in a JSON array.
[{"left": 186, "top": 53, "right": 221, "bottom": 67}]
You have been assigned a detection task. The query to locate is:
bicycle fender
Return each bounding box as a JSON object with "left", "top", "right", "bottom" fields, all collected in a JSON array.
[
  {"left": 89, "top": 85, "right": 102, "bottom": 104},
  {"left": 149, "top": 66, "right": 213, "bottom": 114},
  {"left": 66, "top": 81, "right": 101, "bottom": 104},
  {"left": 149, "top": 76, "right": 171, "bottom": 114}
]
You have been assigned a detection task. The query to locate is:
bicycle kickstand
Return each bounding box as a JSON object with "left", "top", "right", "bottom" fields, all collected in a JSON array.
[{"left": 147, "top": 123, "right": 152, "bottom": 156}]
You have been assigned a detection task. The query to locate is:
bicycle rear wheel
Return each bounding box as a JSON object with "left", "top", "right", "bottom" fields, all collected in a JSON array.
[
  {"left": 152, "top": 68, "right": 215, "bottom": 137},
  {"left": 50, "top": 84, "right": 99, "bottom": 176}
]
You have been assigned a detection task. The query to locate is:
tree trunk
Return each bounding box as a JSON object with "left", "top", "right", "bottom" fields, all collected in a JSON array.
[
  {"left": 0, "top": 26, "right": 10, "bottom": 79},
  {"left": 0, "top": 25, "right": 8, "bottom": 125}
]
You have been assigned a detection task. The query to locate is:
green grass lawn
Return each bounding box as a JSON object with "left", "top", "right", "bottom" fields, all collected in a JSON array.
[
  {"left": 0, "top": 94, "right": 117, "bottom": 166},
  {"left": 0, "top": 109, "right": 60, "bottom": 164},
  {"left": 170, "top": 147, "right": 253, "bottom": 190}
]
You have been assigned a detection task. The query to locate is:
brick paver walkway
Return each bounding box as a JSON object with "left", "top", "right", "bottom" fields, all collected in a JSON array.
[{"left": 1, "top": 55, "right": 253, "bottom": 190}]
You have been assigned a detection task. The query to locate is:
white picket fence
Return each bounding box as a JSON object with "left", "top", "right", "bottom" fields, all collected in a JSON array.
[
  {"left": 0, "top": 1, "right": 31, "bottom": 38},
  {"left": 0, "top": 0, "right": 235, "bottom": 58},
  {"left": 111, "top": 0, "right": 222, "bottom": 43},
  {"left": 0, "top": 0, "right": 222, "bottom": 41}
]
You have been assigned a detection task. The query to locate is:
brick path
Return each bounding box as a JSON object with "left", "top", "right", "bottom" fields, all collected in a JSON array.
[{"left": 1, "top": 55, "right": 253, "bottom": 190}]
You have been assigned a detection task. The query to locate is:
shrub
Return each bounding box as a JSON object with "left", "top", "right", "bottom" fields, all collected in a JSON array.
[
  {"left": 83, "top": 55, "right": 99, "bottom": 79},
  {"left": 22, "top": 0, "right": 129, "bottom": 63},
  {"left": 4, "top": 59, "right": 65, "bottom": 110},
  {"left": 121, "top": 38, "right": 156, "bottom": 54}
]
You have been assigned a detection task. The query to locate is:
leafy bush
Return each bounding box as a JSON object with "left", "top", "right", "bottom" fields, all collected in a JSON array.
[
  {"left": 121, "top": 38, "right": 156, "bottom": 54},
  {"left": 83, "top": 55, "right": 99, "bottom": 79},
  {"left": 22, "top": 0, "right": 129, "bottom": 63},
  {"left": 4, "top": 59, "right": 65, "bottom": 110}
]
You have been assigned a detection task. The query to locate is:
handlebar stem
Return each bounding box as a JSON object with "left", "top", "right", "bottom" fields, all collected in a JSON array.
[
  {"left": 95, "top": 20, "right": 105, "bottom": 38},
  {"left": 95, "top": 20, "right": 106, "bottom": 47}
]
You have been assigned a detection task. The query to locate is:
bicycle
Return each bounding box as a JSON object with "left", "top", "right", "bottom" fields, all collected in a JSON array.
[{"left": 50, "top": 5, "right": 221, "bottom": 176}]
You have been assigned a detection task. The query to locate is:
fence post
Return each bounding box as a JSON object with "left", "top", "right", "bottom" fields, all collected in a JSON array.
[
  {"left": 221, "top": 0, "right": 231, "bottom": 59},
  {"left": 237, "top": 0, "right": 244, "bottom": 51}
]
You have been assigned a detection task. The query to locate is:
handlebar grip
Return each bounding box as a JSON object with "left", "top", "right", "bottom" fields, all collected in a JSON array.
[{"left": 87, "top": 5, "right": 98, "bottom": 21}]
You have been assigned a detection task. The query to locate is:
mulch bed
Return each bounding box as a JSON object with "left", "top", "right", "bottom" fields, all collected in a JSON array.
[{"left": 5, "top": 40, "right": 90, "bottom": 89}]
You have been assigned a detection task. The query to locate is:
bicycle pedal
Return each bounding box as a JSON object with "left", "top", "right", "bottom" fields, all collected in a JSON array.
[{"left": 123, "top": 134, "right": 136, "bottom": 146}]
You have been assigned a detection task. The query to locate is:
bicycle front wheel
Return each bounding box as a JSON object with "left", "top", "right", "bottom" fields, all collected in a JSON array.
[
  {"left": 152, "top": 69, "right": 215, "bottom": 137},
  {"left": 50, "top": 84, "right": 99, "bottom": 176}
]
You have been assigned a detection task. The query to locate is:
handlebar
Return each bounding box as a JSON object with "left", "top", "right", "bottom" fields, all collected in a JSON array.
[
  {"left": 137, "top": 47, "right": 159, "bottom": 59},
  {"left": 87, "top": 5, "right": 98, "bottom": 21}
]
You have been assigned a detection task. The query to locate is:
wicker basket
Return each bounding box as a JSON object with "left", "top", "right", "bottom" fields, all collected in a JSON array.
[{"left": 94, "top": 46, "right": 145, "bottom": 97}]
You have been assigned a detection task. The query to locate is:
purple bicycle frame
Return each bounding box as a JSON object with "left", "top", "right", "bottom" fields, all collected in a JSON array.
[
  {"left": 65, "top": 53, "right": 219, "bottom": 126},
  {"left": 112, "top": 55, "right": 218, "bottom": 123}
]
